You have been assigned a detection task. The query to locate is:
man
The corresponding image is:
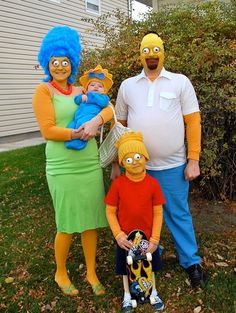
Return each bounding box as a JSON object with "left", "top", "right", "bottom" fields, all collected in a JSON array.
[{"left": 112, "top": 32, "right": 206, "bottom": 288}]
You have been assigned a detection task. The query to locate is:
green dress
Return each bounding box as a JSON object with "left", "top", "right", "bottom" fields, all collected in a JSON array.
[{"left": 46, "top": 94, "right": 108, "bottom": 233}]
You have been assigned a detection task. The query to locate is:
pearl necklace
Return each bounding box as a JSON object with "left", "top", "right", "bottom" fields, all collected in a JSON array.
[{"left": 49, "top": 80, "right": 73, "bottom": 95}]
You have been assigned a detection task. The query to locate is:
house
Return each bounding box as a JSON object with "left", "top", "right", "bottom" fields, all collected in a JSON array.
[
  {"left": 0, "top": 0, "right": 131, "bottom": 140},
  {"left": 1, "top": 0, "right": 229, "bottom": 141},
  {"left": 139, "top": 0, "right": 230, "bottom": 11}
]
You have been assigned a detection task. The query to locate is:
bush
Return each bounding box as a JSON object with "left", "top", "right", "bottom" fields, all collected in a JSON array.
[{"left": 79, "top": 1, "right": 236, "bottom": 200}]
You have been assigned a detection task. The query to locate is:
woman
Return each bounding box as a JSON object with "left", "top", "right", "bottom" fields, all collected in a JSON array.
[{"left": 32, "top": 26, "right": 113, "bottom": 296}]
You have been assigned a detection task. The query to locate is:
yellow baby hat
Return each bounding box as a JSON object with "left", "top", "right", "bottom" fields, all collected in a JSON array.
[
  {"left": 115, "top": 132, "right": 150, "bottom": 165},
  {"left": 79, "top": 64, "right": 113, "bottom": 93}
]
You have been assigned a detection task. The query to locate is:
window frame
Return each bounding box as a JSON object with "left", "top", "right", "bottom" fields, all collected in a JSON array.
[{"left": 85, "top": 0, "right": 101, "bottom": 15}]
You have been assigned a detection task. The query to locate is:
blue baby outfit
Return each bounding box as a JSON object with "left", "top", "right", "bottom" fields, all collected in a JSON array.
[{"left": 65, "top": 92, "right": 110, "bottom": 150}]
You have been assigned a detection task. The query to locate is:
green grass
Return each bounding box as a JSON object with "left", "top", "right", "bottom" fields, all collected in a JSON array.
[{"left": 0, "top": 144, "right": 235, "bottom": 313}]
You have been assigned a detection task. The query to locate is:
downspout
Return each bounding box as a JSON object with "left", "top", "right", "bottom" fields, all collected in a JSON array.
[
  {"left": 152, "top": 0, "right": 159, "bottom": 11},
  {"left": 127, "top": 0, "right": 132, "bottom": 18}
]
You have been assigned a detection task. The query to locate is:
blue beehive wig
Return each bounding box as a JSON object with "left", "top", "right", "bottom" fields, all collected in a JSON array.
[{"left": 38, "top": 26, "right": 81, "bottom": 84}]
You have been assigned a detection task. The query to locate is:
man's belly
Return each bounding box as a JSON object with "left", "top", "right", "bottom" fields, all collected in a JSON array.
[{"left": 128, "top": 113, "right": 186, "bottom": 169}]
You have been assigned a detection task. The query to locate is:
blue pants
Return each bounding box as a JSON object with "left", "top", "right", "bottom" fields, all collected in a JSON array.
[{"left": 147, "top": 164, "right": 201, "bottom": 268}]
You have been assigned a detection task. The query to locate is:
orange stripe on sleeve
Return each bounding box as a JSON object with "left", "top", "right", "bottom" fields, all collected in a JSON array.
[
  {"left": 99, "top": 102, "right": 114, "bottom": 124},
  {"left": 32, "top": 84, "right": 72, "bottom": 141},
  {"left": 184, "top": 112, "right": 201, "bottom": 161},
  {"left": 149, "top": 205, "right": 163, "bottom": 245},
  {"left": 106, "top": 204, "right": 124, "bottom": 239}
]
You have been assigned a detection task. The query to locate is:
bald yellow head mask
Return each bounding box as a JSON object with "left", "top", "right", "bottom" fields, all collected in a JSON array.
[{"left": 140, "top": 33, "right": 165, "bottom": 73}]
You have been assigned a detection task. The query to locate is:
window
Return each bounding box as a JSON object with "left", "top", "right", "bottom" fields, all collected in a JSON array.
[{"left": 86, "top": 0, "right": 100, "bottom": 14}]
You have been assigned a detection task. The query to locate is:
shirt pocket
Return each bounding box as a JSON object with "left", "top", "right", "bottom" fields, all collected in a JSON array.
[{"left": 159, "top": 92, "right": 178, "bottom": 112}]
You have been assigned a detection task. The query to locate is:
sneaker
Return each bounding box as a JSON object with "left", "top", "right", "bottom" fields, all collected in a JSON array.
[
  {"left": 121, "top": 299, "right": 133, "bottom": 313},
  {"left": 186, "top": 264, "right": 207, "bottom": 288},
  {"left": 150, "top": 293, "right": 165, "bottom": 311}
]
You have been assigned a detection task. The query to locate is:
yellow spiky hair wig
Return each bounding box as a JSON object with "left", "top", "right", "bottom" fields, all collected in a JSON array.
[
  {"left": 79, "top": 64, "right": 113, "bottom": 93},
  {"left": 115, "top": 132, "right": 150, "bottom": 165}
]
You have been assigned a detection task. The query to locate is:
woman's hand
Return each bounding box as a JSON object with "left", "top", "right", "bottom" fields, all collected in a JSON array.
[
  {"left": 116, "top": 234, "right": 133, "bottom": 251},
  {"left": 77, "top": 115, "right": 103, "bottom": 141},
  {"left": 71, "top": 129, "right": 84, "bottom": 139}
]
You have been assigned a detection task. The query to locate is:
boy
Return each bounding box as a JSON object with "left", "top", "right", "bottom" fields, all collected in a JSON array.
[
  {"left": 65, "top": 64, "right": 113, "bottom": 150},
  {"left": 105, "top": 132, "right": 165, "bottom": 312}
]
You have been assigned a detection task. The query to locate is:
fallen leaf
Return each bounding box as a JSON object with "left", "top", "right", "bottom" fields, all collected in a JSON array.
[
  {"left": 51, "top": 301, "right": 57, "bottom": 308},
  {"left": 5, "top": 277, "right": 14, "bottom": 284},
  {"left": 165, "top": 273, "right": 172, "bottom": 278},
  {"left": 78, "top": 263, "right": 84, "bottom": 270},
  {"left": 203, "top": 257, "right": 215, "bottom": 267},
  {"left": 216, "top": 254, "right": 224, "bottom": 260},
  {"left": 194, "top": 306, "right": 202, "bottom": 313},
  {"left": 185, "top": 278, "right": 191, "bottom": 286},
  {"left": 44, "top": 304, "right": 52, "bottom": 311},
  {"left": 40, "top": 304, "right": 54, "bottom": 312},
  {"left": 215, "top": 262, "right": 229, "bottom": 267},
  {"left": 198, "top": 299, "right": 203, "bottom": 305}
]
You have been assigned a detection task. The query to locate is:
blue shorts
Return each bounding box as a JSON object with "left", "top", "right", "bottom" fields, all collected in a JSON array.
[{"left": 115, "top": 244, "right": 162, "bottom": 275}]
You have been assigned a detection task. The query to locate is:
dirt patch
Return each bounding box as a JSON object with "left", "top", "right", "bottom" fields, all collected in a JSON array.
[{"left": 190, "top": 198, "right": 236, "bottom": 233}]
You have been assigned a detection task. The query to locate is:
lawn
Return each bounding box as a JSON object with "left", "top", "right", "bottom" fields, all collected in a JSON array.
[{"left": 0, "top": 144, "right": 235, "bottom": 313}]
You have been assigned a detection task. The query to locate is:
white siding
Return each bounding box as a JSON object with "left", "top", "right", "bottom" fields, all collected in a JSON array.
[{"left": 0, "top": 0, "right": 129, "bottom": 138}]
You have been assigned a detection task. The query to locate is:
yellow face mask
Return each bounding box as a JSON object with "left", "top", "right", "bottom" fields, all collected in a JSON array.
[
  {"left": 140, "top": 33, "right": 164, "bottom": 73},
  {"left": 122, "top": 152, "right": 146, "bottom": 176},
  {"left": 49, "top": 57, "right": 72, "bottom": 84}
]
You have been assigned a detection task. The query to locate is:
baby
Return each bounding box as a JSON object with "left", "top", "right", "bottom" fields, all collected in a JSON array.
[{"left": 65, "top": 64, "right": 113, "bottom": 150}]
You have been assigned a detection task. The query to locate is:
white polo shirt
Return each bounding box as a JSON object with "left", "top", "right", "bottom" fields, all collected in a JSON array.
[{"left": 116, "top": 68, "right": 200, "bottom": 170}]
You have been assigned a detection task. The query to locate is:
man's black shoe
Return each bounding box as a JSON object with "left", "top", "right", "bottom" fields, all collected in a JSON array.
[{"left": 186, "top": 264, "right": 207, "bottom": 288}]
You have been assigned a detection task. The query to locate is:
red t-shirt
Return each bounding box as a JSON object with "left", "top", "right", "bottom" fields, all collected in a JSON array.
[{"left": 105, "top": 174, "right": 165, "bottom": 239}]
